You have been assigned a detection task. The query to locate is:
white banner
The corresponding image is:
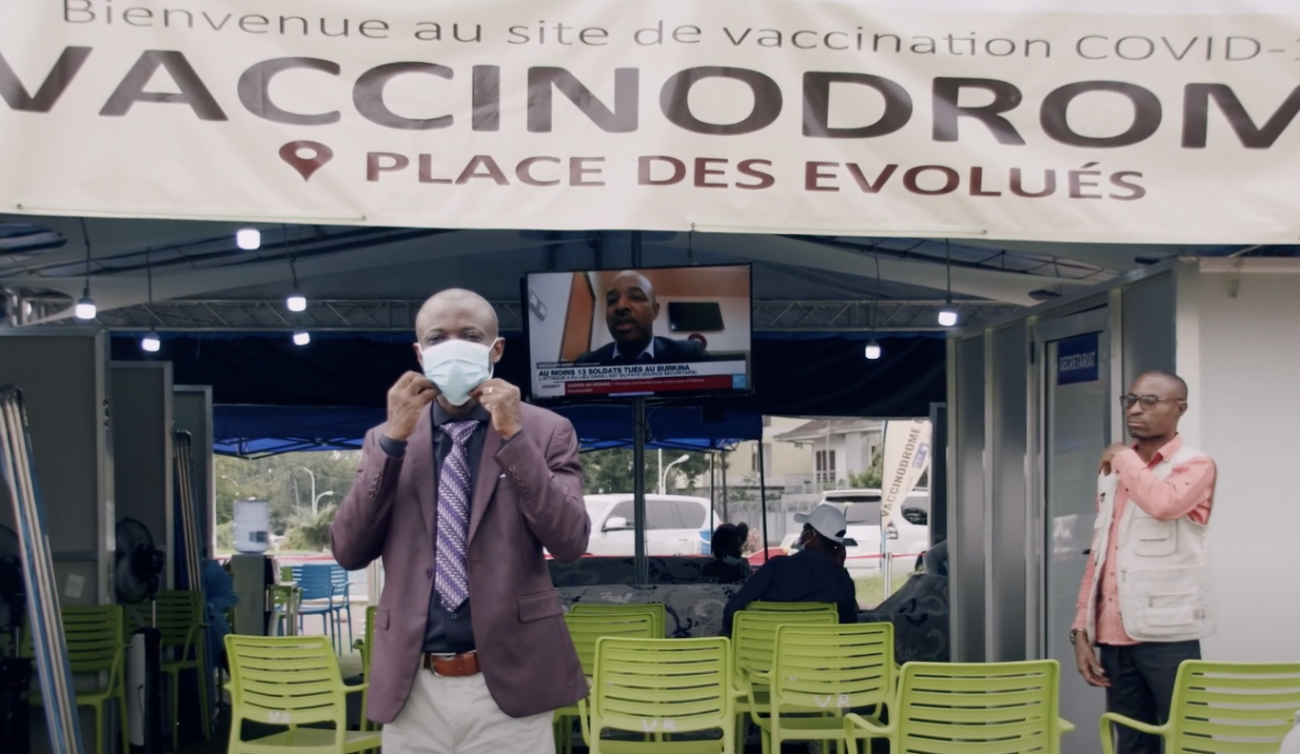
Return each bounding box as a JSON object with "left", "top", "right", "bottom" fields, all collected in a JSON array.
[
  {"left": 880, "top": 419, "right": 931, "bottom": 528},
  {"left": 3, "top": 1, "right": 1300, "bottom": 241}
]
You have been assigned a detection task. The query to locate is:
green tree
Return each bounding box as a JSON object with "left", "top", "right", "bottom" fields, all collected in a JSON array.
[
  {"left": 579, "top": 448, "right": 716, "bottom": 494},
  {"left": 285, "top": 504, "right": 340, "bottom": 552},
  {"left": 215, "top": 451, "right": 360, "bottom": 536},
  {"left": 848, "top": 447, "right": 930, "bottom": 490},
  {"left": 849, "top": 447, "right": 885, "bottom": 489},
  {"left": 581, "top": 448, "right": 635, "bottom": 494},
  {"left": 673, "top": 452, "right": 713, "bottom": 491},
  {"left": 215, "top": 521, "right": 234, "bottom": 550}
]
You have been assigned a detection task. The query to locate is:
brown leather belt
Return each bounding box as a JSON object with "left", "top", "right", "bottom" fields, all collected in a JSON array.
[{"left": 422, "top": 651, "right": 480, "bottom": 677}]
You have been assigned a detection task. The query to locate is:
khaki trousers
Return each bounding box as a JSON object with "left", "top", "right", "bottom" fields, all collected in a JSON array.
[{"left": 382, "top": 669, "right": 555, "bottom": 754}]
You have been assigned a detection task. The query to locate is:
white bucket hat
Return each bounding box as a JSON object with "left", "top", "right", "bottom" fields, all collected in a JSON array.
[{"left": 793, "top": 504, "right": 858, "bottom": 547}]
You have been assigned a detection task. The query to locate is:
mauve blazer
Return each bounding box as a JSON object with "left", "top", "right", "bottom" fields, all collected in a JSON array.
[{"left": 330, "top": 401, "right": 590, "bottom": 723}]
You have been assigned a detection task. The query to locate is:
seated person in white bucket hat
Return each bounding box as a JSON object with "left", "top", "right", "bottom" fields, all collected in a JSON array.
[{"left": 721, "top": 503, "right": 860, "bottom": 635}]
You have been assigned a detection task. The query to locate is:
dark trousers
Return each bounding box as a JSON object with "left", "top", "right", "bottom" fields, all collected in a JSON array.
[{"left": 1099, "top": 640, "right": 1201, "bottom": 754}]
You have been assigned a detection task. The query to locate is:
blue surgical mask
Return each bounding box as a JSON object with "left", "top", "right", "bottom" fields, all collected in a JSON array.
[{"left": 421, "top": 338, "right": 497, "bottom": 406}]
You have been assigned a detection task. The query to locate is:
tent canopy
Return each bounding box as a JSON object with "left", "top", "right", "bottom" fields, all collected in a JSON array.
[
  {"left": 5, "top": 220, "right": 1287, "bottom": 456},
  {"left": 7, "top": 222, "right": 1272, "bottom": 317}
]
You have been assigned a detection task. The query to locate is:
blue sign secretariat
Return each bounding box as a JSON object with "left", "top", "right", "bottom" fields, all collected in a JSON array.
[{"left": 1057, "top": 333, "right": 1100, "bottom": 385}]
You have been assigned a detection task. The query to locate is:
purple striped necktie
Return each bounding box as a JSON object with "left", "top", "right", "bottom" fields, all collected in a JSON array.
[{"left": 435, "top": 420, "right": 478, "bottom": 610}]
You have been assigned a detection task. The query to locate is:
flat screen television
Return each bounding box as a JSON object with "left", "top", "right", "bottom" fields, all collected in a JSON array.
[{"left": 523, "top": 264, "right": 753, "bottom": 400}]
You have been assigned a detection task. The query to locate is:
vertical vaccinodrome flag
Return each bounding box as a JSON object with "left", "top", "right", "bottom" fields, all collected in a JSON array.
[{"left": 880, "top": 419, "right": 932, "bottom": 529}]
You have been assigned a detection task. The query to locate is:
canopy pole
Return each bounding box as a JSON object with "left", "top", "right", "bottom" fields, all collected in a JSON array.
[
  {"left": 709, "top": 451, "right": 716, "bottom": 538},
  {"left": 721, "top": 450, "right": 730, "bottom": 523},
  {"left": 630, "top": 231, "right": 649, "bottom": 585},
  {"left": 758, "top": 439, "right": 769, "bottom": 564},
  {"left": 632, "top": 398, "right": 647, "bottom": 584}
]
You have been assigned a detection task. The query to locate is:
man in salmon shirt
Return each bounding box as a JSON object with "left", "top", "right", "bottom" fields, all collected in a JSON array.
[{"left": 1070, "top": 371, "right": 1218, "bottom": 754}]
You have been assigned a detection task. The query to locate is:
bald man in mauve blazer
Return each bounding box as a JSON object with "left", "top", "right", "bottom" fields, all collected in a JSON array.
[{"left": 331, "top": 289, "right": 590, "bottom": 754}]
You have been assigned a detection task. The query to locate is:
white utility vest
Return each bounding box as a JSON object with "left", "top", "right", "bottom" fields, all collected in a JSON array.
[{"left": 1085, "top": 443, "right": 1216, "bottom": 644}]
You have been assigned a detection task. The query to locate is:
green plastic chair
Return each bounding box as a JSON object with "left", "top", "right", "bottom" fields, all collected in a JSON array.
[
  {"left": 554, "top": 612, "right": 658, "bottom": 754},
  {"left": 23, "top": 605, "right": 130, "bottom": 754},
  {"left": 748, "top": 602, "right": 837, "bottom": 615},
  {"left": 224, "top": 634, "right": 381, "bottom": 754},
  {"left": 580, "top": 636, "right": 736, "bottom": 754},
  {"left": 845, "top": 660, "right": 1074, "bottom": 754},
  {"left": 357, "top": 606, "right": 378, "bottom": 735},
  {"left": 1101, "top": 660, "right": 1300, "bottom": 754},
  {"left": 125, "top": 590, "right": 212, "bottom": 743},
  {"left": 757, "top": 623, "right": 895, "bottom": 754},
  {"left": 571, "top": 602, "right": 667, "bottom": 637},
  {"left": 731, "top": 609, "right": 838, "bottom": 744},
  {"left": 271, "top": 582, "right": 302, "bottom": 637}
]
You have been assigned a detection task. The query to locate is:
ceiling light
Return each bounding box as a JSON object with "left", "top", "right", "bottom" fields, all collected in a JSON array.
[
  {"left": 285, "top": 255, "right": 307, "bottom": 311},
  {"left": 235, "top": 228, "right": 261, "bottom": 250},
  {"left": 77, "top": 219, "right": 96, "bottom": 320},
  {"left": 141, "top": 331, "right": 161, "bottom": 352},
  {"left": 74, "top": 287, "right": 97, "bottom": 320},
  {"left": 292, "top": 331, "right": 311, "bottom": 346},
  {"left": 938, "top": 239, "right": 957, "bottom": 327},
  {"left": 865, "top": 341, "right": 882, "bottom": 360}
]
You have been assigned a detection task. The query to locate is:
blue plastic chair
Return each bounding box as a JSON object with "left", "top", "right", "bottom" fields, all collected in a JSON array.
[
  {"left": 295, "top": 564, "right": 339, "bottom": 652},
  {"left": 329, "top": 564, "right": 354, "bottom": 651}
]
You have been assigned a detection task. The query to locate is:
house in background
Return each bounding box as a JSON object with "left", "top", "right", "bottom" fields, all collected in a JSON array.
[
  {"left": 721, "top": 416, "right": 810, "bottom": 488},
  {"left": 686, "top": 416, "right": 885, "bottom": 501},
  {"left": 679, "top": 416, "right": 799, "bottom": 521},
  {"left": 773, "top": 418, "right": 886, "bottom": 491},
  {"left": 686, "top": 417, "right": 807, "bottom": 495},
  {"left": 681, "top": 416, "right": 887, "bottom": 545}
]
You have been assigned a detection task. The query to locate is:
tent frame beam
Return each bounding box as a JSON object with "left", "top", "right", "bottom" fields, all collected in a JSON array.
[{"left": 10, "top": 297, "right": 1021, "bottom": 333}]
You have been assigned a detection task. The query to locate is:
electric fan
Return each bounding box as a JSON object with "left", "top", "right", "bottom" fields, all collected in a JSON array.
[
  {"left": 115, "top": 518, "right": 164, "bottom": 605},
  {"left": 116, "top": 517, "right": 166, "bottom": 754}
]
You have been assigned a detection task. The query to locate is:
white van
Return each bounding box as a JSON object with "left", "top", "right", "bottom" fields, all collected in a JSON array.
[
  {"left": 817, "top": 489, "right": 931, "bottom": 577},
  {"left": 583, "top": 494, "right": 724, "bottom": 557}
]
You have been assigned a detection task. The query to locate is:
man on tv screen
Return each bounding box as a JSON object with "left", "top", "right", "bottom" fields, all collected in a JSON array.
[{"left": 574, "top": 270, "right": 710, "bottom": 365}]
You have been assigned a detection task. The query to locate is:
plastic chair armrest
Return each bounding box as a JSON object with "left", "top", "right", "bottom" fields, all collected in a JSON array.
[
  {"left": 729, "top": 677, "right": 747, "bottom": 698},
  {"left": 741, "top": 671, "right": 771, "bottom": 721},
  {"left": 577, "top": 697, "right": 593, "bottom": 747},
  {"left": 182, "top": 624, "right": 205, "bottom": 654},
  {"left": 845, "top": 712, "right": 894, "bottom": 737},
  {"left": 1058, "top": 717, "right": 1076, "bottom": 733},
  {"left": 1101, "top": 712, "right": 1165, "bottom": 737},
  {"left": 1100, "top": 711, "right": 1166, "bottom": 754},
  {"left": 741, "top": 668, "right": 771, "bottom": 692},
  {"left": 345, "top": 683, "right": 370, "bottom": 695}
]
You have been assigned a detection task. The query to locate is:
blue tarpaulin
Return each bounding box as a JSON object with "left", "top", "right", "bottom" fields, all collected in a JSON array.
[
  {"left": 115, "top": 333, "right": 945, "bottom": 457},
  {"left": 213, "top": 403, "right": 760, "bottom": 457}
]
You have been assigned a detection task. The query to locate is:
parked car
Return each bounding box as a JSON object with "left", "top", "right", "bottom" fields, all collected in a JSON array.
[
  {"left": 581, "top": 494, "right": 724, "bottom": 557},
  {"left": 818, "top": 489, "right": 931, "bottom": 578}
]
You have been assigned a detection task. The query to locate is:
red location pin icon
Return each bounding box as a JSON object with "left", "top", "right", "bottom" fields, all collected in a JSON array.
[{"left": 279, "top": 140, "right": 333, "bottom": 181}]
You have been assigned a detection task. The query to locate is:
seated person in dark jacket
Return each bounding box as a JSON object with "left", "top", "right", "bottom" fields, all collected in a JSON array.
[
  {"left": 923, "top": 539, "right": 949, "bottom": 577},
  {"left": 721, "top": 504, "right": 859, "bottom": 635},
  {"left": 701, "top": 522, "right": 752, "bottom": 584}
]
